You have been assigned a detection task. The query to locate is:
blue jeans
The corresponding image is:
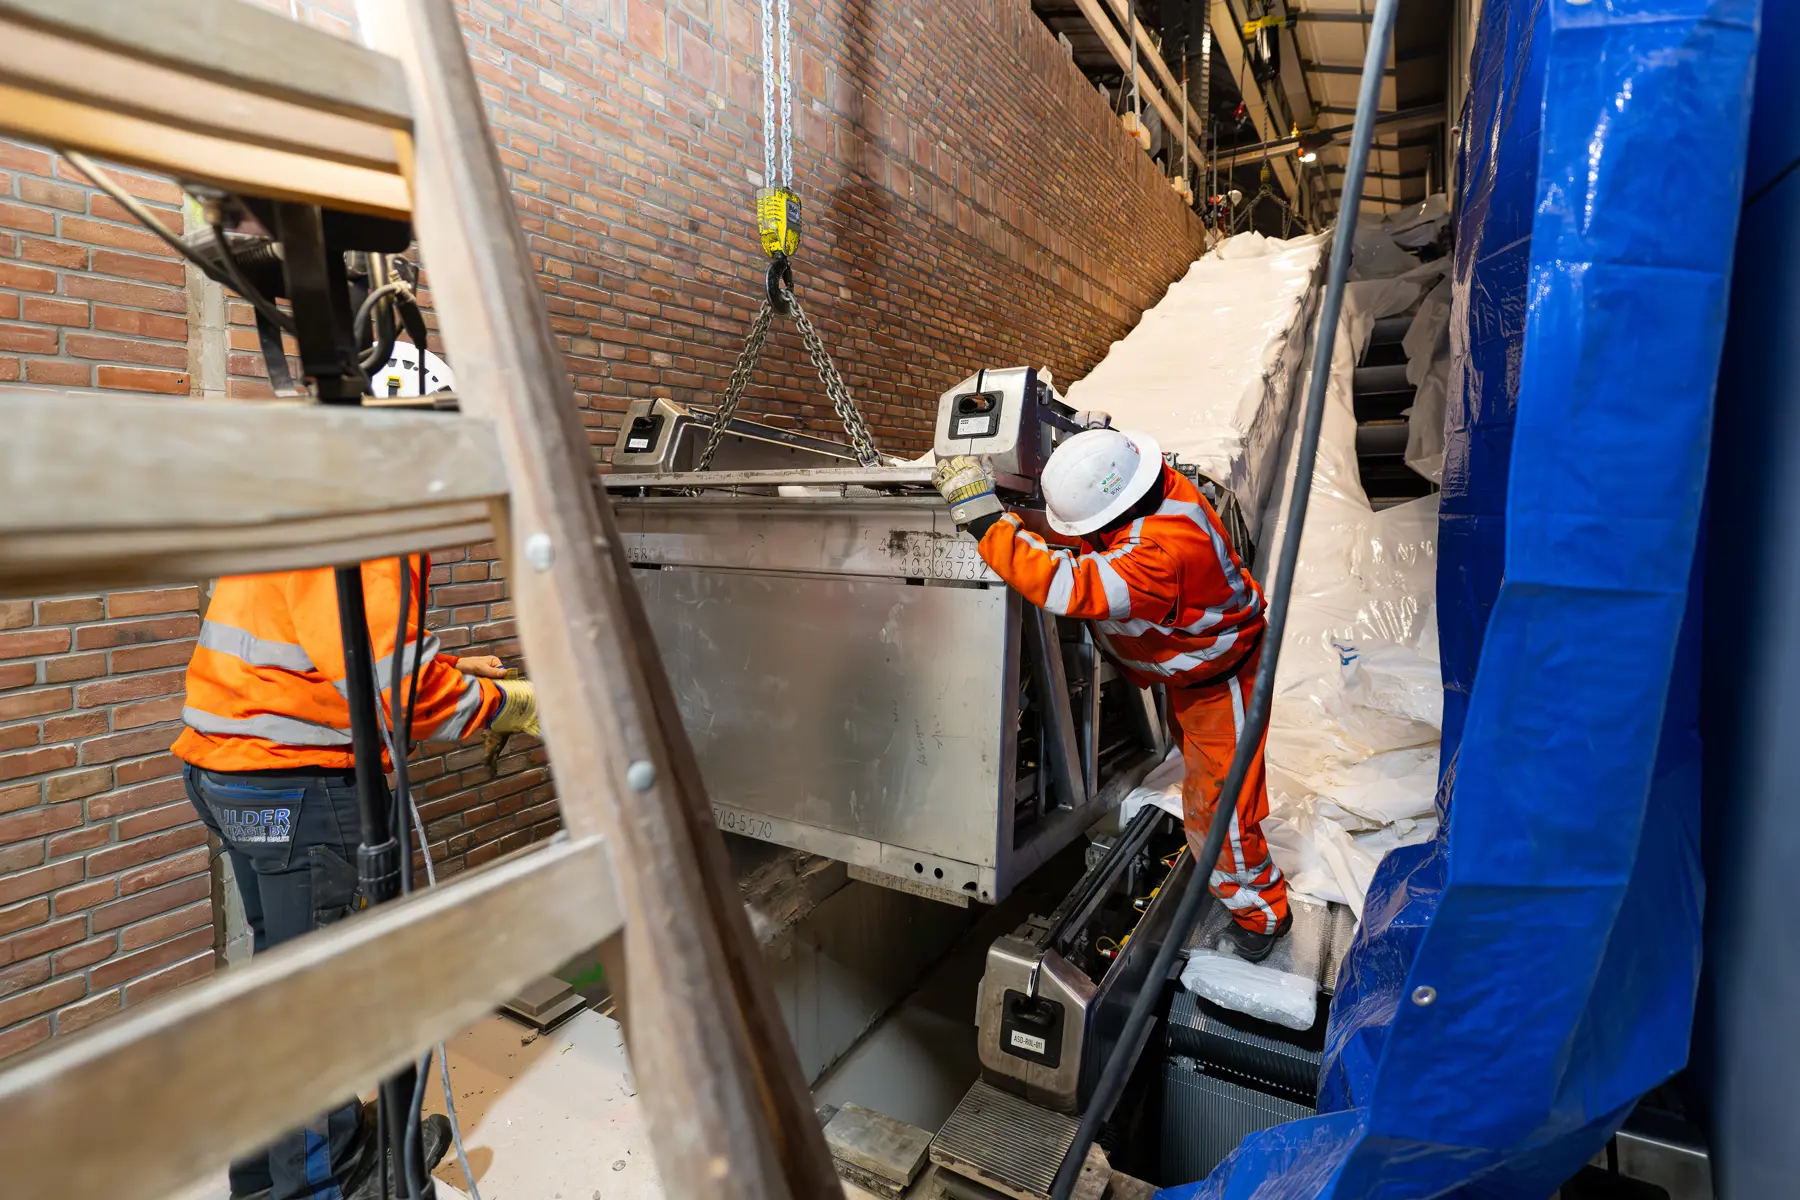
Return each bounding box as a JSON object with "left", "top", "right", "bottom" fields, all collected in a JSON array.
[{"left": 185, "top": 765, "right": 375, "bottom": 1200}]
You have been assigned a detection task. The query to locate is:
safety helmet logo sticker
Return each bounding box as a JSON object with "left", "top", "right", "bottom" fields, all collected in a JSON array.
[{"left": 1099, "top": 469, "right": 1126, "bottom": 497}]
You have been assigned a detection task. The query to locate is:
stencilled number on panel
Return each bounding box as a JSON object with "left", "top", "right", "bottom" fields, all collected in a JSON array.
[
  {"left": 931, "top": 537, "right": 989, "bottom": 580},
  {"left": 713, "top": 805, "right": 773, "bottom": 841}
]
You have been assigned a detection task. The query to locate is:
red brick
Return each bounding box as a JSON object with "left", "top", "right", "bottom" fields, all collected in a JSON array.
[
  {"left": 0, "top": 356, "right": 15, "bottom": 385},
  {"left": 90, "top": 875, "right": 209, "bottom": 933},
  {"left": 0, "top": 1015, "right": 49, "bottom": 1061},
  {"left": 79, "top": 724, "right": 182, "bottom": 766},
  {"left": 0, "top": 956, "right": 50, "bottom": 998},
  {"left": 59, "top": 215, "right": 173, "bottom": 255},
  {"left": 0, "top": 261, "right": 56, "bottom": 293},
  {"left": 90, "top": 926, "right": 212, "bottom": 991},
  {"left": 0, "top": 322, "right": 57, "bottom": 354},
  {"left": 627, "top": 0, "right": 667, "bottom": 58},
  {"left": 19, "top": 176, "right": 85, "bottom": 212},
  {"left": 64, "top": 333, "right": 188, "bottom": 369},
  {"left": 0, "top": 663, "right": 35, "bottom": 689},
  {"left": 119, "top": 899, "right": 211, "bottom": 952},
  {"left": 42, "top": 711, "right": 106, "bottom": 742},
  {"left": 44, "top": 765, "right": 111, "bottom": 804},
  {"left": 46, "top": 824, "right": 110, "bottom": 858},
  {"left": 0, "top": 976, "right": 84, "bottom": 1028},
  {"left": 111, "top": 640, "right": 197, "bottom": 674},
  {"left": 19, "top": 235, "right": 87, "bottom": 268},
  {"left": 0, "top": 898, "right": 49, "bottom": 938},
  {"left": 106, "top": 588, "right": 199, "bottom": 619},
  {"left": 42, "top": 653, "right": 106, "bottom": 683},
  {"left": 0, "top": 723, "right": 38, "bottom": 752},
  {"left": 0, "top": 916, "right": 86, "bottom": 968},
  {"left": 60, "top": 671, "right": 160, "bottom": 708},
  {"left": 51, "top": 935, "right": 115, "bottom": 975},
  {"left": 113, "top": 754, "right": 182, "bottom": 787},
  {"left": 97, "top": 365, "right": 191, "bottom": 394},
  {"left": 117, "top": 845, "right": 209, "bottom": 897},
  {"left": 55, "top": 987, "right": 120, "bottom": 1034},
  {"left": 74, "top": 616, "right": 200, "bottom": 651},
  {"left": 51, "top": 876, "right": 116, "bottom": 916},
  {"left": 123, "top": 949, "right": 213, "bottom": 1003},
  {"left": 0, "top": 835, "right": 41, "bottom": 869},
  {"left": 0, "top": 200, "right": 55, "bottom": 234},
  {"left": 0, "top": 688, "right": 69, "bottom": 723},
  {"left": 0, "top": 858, "right": 83, "bottom": 908},
  {"left": 0, "top": 745, "right": 76, "bottom": 785},
  {"left": 0, "top": 627, "right": 70, "bottom": 658},
  {"left": 92, "top": 305, "right": 187, "bottom": 342},
  {"left": 87, "top": 824, "right": 207, "bottom": 877},
  {"left": 0, "top": 781, "right": 38, "bottom": 814},
  {"left": 63, "top": 274, "right": 186, "bottom": 313},
  {"left": 0, "top": 600, "right": 30, "bottom": 630},
  {"left": 25, "top": 359, "right": 91, "bottom": 386},
  {"left": 89, "top": 249, "right": 184, "bottom": 287},
  {"left": 89, "top": 775, "right": 185, "bottom": 819},
  {"left": 35, "top": 597, "right": 104, "bottom": 624},
  {"left": 116, "top": 801, "right": 200, "bottom": 841},
  {"left": 20, "top": 297, "right": 89, "bottom": 327}
]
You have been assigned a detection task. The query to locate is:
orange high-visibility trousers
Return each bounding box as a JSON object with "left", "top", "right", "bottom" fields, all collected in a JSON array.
[{"left": 1167, "top": 642, "right": 1289, "bottom": 934}]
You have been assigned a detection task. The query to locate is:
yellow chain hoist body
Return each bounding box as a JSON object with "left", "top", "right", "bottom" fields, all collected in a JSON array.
[{"left": 756, "top": 185, "right": 802, "bottom": 258}]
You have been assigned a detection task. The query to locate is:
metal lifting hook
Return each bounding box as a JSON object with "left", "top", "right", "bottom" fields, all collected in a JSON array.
[{"left": 766, "top": 252, "right": 794, "bottom": 314}]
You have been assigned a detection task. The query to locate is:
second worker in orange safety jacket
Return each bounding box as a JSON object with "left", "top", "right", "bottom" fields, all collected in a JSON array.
[
  {"left": 933, "top": 429, "right": 1292, "bottom": 962},
  {"left": 171, "top": 555, "right": 539, "bottom": 1200}
]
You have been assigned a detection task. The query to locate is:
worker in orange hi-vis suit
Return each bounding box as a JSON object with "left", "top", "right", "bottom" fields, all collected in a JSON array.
[
  {"left": 934, "top": 429, "right": 1292, "bottom": 961},
  {"left": 172, "top": 555, "right": 538, "bottom": 1200}
]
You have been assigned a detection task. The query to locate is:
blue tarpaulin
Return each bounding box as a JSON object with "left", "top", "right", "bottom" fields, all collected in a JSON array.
[{"left": 1162, "top": 1, "right": 1761, "bottom": 1196}]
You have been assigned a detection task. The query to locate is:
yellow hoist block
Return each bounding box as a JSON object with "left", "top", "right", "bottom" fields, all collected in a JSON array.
[{"left": 756, "top": 186, "right": 802, "bottom": 257}]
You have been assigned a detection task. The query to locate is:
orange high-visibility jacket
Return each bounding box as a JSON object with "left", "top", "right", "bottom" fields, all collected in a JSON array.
[
  {"left": 976, "top": 464, "right": 1265, "bottom": 689},
  {"left": 172, "top": 556, "right": 503, "bottom": 773}
]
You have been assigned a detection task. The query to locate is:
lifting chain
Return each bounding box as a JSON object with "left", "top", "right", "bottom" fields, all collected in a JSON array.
[{"left": 694, "top": 0, "right": 881, "bottom": 473}]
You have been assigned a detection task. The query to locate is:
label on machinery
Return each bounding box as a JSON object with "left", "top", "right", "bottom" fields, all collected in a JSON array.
[
  {"left": 1009, "top": 1030, "right": 1048, "bottom": 1055},
  {"left": 956, "top": 415, "right": 995, "bottom": 437}
]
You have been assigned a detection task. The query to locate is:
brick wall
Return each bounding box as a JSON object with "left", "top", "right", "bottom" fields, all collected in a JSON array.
[{"left": 0, "top": 0, "right": 1204, "bottom": 1059}]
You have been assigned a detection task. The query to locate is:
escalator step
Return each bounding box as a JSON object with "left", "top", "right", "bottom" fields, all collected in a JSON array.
[
  {"left": 1369, "top": 315, "right": 1413, "bottom": 346},
  {"left": 1354, "top": 390, "right": 1414, "bottom": 423},
  {"left": 1353, "top": 363, "right": 1411, "bottom": 395}
]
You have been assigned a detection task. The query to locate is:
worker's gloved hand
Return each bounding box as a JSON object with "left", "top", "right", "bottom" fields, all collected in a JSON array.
[
  {"left": 932, "top": 455, "right": 1004, "bottom": 530},
  {"left": 454, "top": 654, "right": 507, "bottom": 678},
  {"left": 492, "top": 678, "right": 539, "bottom": 738}
]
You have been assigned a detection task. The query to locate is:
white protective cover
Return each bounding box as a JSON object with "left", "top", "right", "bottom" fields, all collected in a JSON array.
[
  {"left": 1064, "top": 232, "right": 1327, "bottom": 528},
  {"left": 1403, "top": 270, "right": 1454, "bottom": 485},
  {"left": 1117, "top": 230, "right": 1447, "bottom": 924}
]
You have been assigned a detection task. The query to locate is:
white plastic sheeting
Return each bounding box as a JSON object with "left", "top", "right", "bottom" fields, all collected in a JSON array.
[
  {"left": 1404, "top": 270, "right": 1453, "bottom": 485},
  {"left": 1113, "top": 230, "right": 1445, "bottom": 929},
  {"left": 1064, "top": 232, "right": 1326, "bottom": 526}
]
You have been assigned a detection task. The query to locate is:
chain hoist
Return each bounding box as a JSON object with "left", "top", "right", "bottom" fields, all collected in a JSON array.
[{"left": 698, "top": 0, "right": 881, "bottom": 471}]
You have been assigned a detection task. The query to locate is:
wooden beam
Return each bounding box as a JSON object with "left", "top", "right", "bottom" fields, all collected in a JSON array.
[
  {"left": 1067, "top": 0, "right": 1205, "bottom": 176},
  {"left": 0, "top": 391, "right": 506, "bottom": 596},
  {"left": 1097, "top": 0, "right": 1203, "bottom": 165},
  {"left": 1210, "top": 0, "right": 1302, "bottom": 205},
  {"left": 366, "top": 1, "right": 842, "bottom": 1196},
  {"left": 0, "top": 0, "right": 412, "bottom": 127},
  {"left": 0, "top": 835, "right": 624, "bottom": 1200}
]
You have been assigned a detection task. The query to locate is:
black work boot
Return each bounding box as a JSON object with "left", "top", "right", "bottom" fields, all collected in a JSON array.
[{"left": 1217, "top": 910, "right": 1293, "bottom": 964}]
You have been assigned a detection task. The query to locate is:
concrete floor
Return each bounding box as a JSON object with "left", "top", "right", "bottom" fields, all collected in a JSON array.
[{"left": 165, "top": 1008, "right": 663, "bottom": 1200}]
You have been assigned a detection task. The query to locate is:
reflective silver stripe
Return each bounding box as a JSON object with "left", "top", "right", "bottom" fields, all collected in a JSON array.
[
  {"left": 341, "top": 634, "right": 446, "bottom": 698},
  {"left": 1043, "top": 558, "right": 1076, "bottom": 614},
  {"left": 198, "top": 621, "right": 315, "bottom": 672},
  {"left": 427, "top": 675, "right": 486, "bottom": 741},
  {"left": 374, "top": 633, "right": 442, "bottom": 690},
  {"left": 182, "top": 706, "right": 351, "bottom": 746},
  {"left": 1112, "top": 627, "right": 1241, "bottom": 677},
  {"left": 1092, "top": 558, "right": 1131, "bottom": 618},
  {"left": 1095, "top": 605, "right": 1228, "bottom": 639},
  {"left": 1228, "top": 672, "right": 1246, "bottom": 738}
]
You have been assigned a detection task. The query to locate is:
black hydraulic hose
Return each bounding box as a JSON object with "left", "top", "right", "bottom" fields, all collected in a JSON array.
[{"left": 1045, "top": 2, "right": 1401, "bottom": 1195}]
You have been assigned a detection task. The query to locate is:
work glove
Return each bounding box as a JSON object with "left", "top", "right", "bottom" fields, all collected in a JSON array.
[
  {"left": 483, "top": 671, "right": 536, "bottom": 775},
  {"left": 932, "top": 455, "right": 1004, "bottom": 530},
  {"left": 492, "top": 678, "right": 539, "bottom": 737}
]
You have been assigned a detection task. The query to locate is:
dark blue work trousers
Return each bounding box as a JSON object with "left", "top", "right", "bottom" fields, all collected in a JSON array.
[{"left": 185, "top": 764, "right": 375, "bottom": 1200}]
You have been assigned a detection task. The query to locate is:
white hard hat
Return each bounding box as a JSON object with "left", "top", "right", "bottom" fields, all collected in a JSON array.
[{"left": 1041, "top": 428, "right": 1163, "bottom": 536}]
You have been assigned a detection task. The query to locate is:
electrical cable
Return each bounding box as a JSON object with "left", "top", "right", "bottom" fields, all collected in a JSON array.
[
  {"left": 1044, "top": 0, "right": 1400, "bottom": 1194},
  {"left": 60, "top": 151, "right": 300, "bottom": 337},
  {"left": 371, "top": 554, "right": 484, "bottom": 1200}
]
